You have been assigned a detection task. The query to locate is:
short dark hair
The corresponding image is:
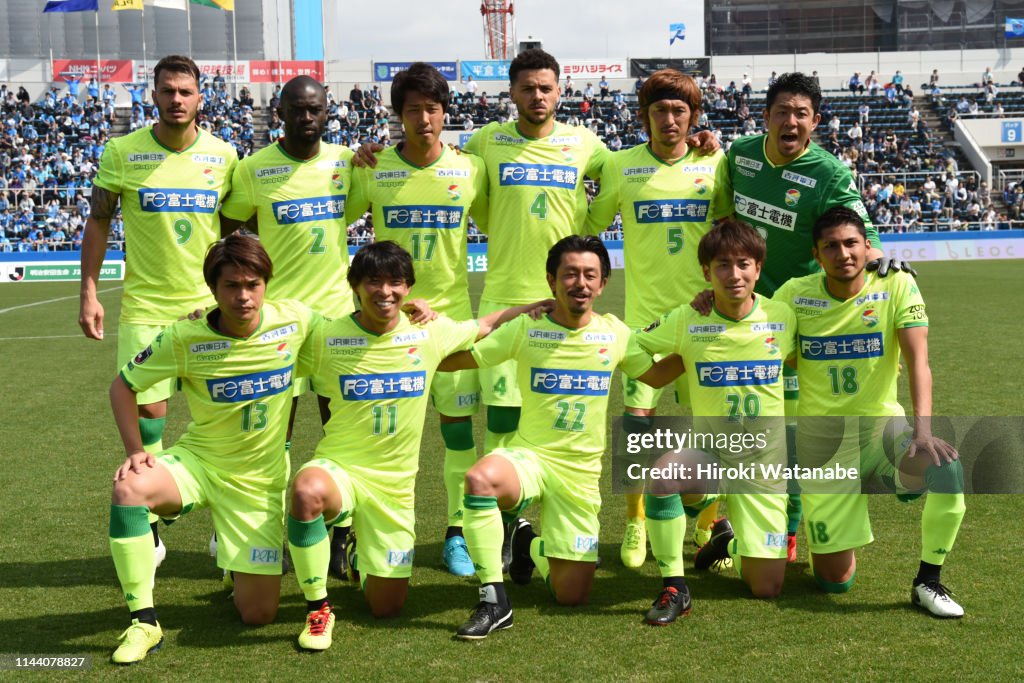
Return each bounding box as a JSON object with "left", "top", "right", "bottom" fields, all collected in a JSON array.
[
  {"left": 812, "top": 206, "right": 867, "bottom": 244},
  {"left": 766, "top": 72, "right": 822, "bottom": 115},
  {"left": 509, "top": 48, "right": 560, "bottom": 85},
  {"left": 697, "top": 219, "right": 766, "bottom": 266},
  {"left": 153, "top": 55, "right": 201, "bottom": 89},
  {"left": 347, "top": 241, "right": 416, "bottom": 289},
  {"left": 391, "top": 62, "right": 450, "bottom": 114},
  {"left": 546, "top": 235, "right": 611, "bottom": 281},
  {"left": 203, "top": 233, "right": 273, "bottom": 289}
]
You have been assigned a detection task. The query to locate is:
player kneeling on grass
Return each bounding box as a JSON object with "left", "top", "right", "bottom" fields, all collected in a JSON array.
[
  {"left": 287, "top": 241, "right": 548, "bottom": 651},
  {"left": 440, "top": 235, "right": 683, "bottom": 640},
  {"left": 630, "top": 219, "right": 797, "bottom": 623},
  {"left": 107, "top": 234, "right": 316, "bottom": 664},
  {"left": 773, "top": 206, "right": 965, "bottom": 617}
]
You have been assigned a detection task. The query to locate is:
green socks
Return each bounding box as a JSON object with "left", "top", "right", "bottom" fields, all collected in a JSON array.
[
  {"left": 921, "top": 493, "right": 965, "bottom": 565},
  {"left": 109, "top": 504, "right": 155, "bottom": 612},
  {"left": 463, "top": 495, "right": 504, "bottom": 584},
  {"left": 529, "top": 536, "right": 551, "bottom": 587},
  {"left": 645, "top": 494, "right": 686, "bottom": 578},
  {"left": 288, "top": 515, "right": 330, "bottom": 601},
  {"left": 441, "top": 421, "right": 476, "bottom": 528}
]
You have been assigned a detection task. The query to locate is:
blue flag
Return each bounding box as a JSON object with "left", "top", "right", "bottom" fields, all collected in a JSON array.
[
  {"left": 43, "top": 0, "right": 99, "bottom": 12},
  {"left": 1006, "top": 18, "right": 1024, "bottom": 38},
  {"left": 669, "top": 22, "right": 685, "bottom": 45}
]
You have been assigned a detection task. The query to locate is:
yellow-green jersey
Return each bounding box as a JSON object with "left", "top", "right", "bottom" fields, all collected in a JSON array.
[
  {"left": 220, "top": 142, "right": 355, "bottom": 317},
  {"left": 93, "top": 126, "right": 237, "bottom": 324},
  {"left": 584, "top": 145, "right": 731, "bottom": 326},
  {"left": 300, "top": 314, "right": 479, "bottom": 503},
  {"left": 118, "top": 299, "right": 315, "bottom": 479},
  {"left": 345, "top": 146, "right": 487, "bottom": 319},
  {"left": 463, "top": 120, "right": 609, "bottom": 304},
  {"left": 774, "top": 270, "right": 927, "bottom": 417},
  {"left": 632, "top": 296, "right": 796, "bottom": 418},
  {"left": 471, "top": 313, "right": 652, "bottom": 476},
  {"left": 722, "top": 135, "right": 880, "bottom": 296}
]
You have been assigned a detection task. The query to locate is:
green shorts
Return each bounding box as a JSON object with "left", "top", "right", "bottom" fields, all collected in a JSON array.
[
  {"left": 298, "top": 458, "right": 416, "bottom": 579},
  {"left": 478, "top": 299, "right": 521, "bottom": 408},
  {"left": 494, "top": 447, "right": 600, "bottom": 562},
  {"left": 431, "top": 368, "right": 481, "bottom": 417},
  {"left": 158, "top": 447, "right": 287, "bottom": 575},
  {"left": 118, "top": 322, "right": 174, "bottom": 405},
  {"left": 801, "top": 492, "right": 873, "bottom": 555},
  {"left": 727, "top": 493, "right": 789, "bottom": 559},
  {"left": 621, "top": 373, "right": 689, "bottom": 412}
]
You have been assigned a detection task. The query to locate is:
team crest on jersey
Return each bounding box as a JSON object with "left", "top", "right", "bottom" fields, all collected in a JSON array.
[
  {"left": 560, "top": 146, "right": 574, "bottom": 163},
  {"left": 447, "top": 184, "right": 461, "bottom": 201},
  {"left": 276, "top": 342, "right": 292, "bottom": 361},
  {"left": 693, "top": 177, "right": 708, "bottom": 195},
  {"left": 784, "top": 188, "right": 801, "bottom": 207},
  {"left": 331, "top": 173, "right": 344, "bottom": 190},
  {"left": 407, "top": 347, "right": 423, "bottom": 365},
  {"left": 202, "top": 168, "right": 216, "bottom": 186},
  {"left": 597, "top": 347, "right": 611, "bottom": 366},
  {"left": 861, "top": 308, "right": 879, "bottom": 327},
  {"left": 764, "top": 336, "right": 779, "bottom": 356}
]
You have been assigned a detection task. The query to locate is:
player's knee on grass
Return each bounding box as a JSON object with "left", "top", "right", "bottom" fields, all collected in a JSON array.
[
  {"left": 811, "top": 550, "right": 857, "bottom": 591},
  {"left": 364, "top": 576, "right": 408, "bottom": 618},
  {"left": 742, "top": 557, "right": 786, "bottom": 599},
  {"left": 233, "top": 573, "right": 282, "bottom": 625},
  {"left": 549, "top": 559, "right": 595, "bottom": 606}
]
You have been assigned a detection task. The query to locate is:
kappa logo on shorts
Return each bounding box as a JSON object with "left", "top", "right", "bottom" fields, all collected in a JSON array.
[
  {"left": 574, "top": 535, "right": 599, "bottom": 552},
  {"left": 764, "top": 532, "right": 786, "bottom": 549},
  {"left": 386, "top": 549, "right": 414, "bottom": 567},
  {"left": 250, "top": 547, "right": 281, "bottom": 564}
]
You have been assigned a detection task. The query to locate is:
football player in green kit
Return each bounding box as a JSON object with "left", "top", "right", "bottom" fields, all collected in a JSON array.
[{"left": 345, "top": 63, "right": 489, "bottom": 576}]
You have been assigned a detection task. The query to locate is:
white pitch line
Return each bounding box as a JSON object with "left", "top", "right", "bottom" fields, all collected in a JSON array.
[
  {"left": 0, "top": 286, "right": 123, "bottom": 315},
  {"left": 0, "top": 333, "right": 119, "bottom": 341}
]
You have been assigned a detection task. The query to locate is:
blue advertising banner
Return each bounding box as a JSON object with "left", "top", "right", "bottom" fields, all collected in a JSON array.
[
  {"left": 460, "top": 60, "right": 511, "bottom": 81},
  {"left": 1006, "top": 18, "right": 1024, "bottom": 38},
  {"left": 373, "top": 61, "right": 457, "bottom": 82}
]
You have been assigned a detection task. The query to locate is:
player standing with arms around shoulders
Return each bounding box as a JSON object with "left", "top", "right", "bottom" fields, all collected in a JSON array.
[
  {"left": 584, "top": 68, "right": 732, "bottom": 567},
  {"left": 80, "top": 55, "right": 238, "bottom": 566},
  {"left": 344, "top": 63, "right": 489, "bottom": 576}
]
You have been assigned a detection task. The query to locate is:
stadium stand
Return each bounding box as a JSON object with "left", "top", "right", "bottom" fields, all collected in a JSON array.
[{"left": 4, "top": 67, "right": 1020, "bottom": 253}]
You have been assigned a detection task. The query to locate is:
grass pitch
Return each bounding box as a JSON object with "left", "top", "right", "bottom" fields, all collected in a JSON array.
[{"left": 0, "top": 260, "right": 1020, "bottom": 681}]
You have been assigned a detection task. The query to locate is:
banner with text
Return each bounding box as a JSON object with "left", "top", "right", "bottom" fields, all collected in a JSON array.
[
  {"left": 0, "top": 260, "right": 123, "bottom": 283},
  {"left": 560, "top": 59, "right": 628, "bottom": 79},
  {"left": 194, "top": 59, "right": 248, "bottom": 81},
  {"left": 52, "top": 59, "right": 134, "bottom": 82},
  {"left": 248, "top": 60, "right": 324, "bottom": 83},
  {"left": 460, "top": 60, "right": 511, "bottom": 81},
  {"left": 373, "top": 61, "right": 458, "bottom": 82},
  {"left": 630, "top": 57, "right": 711, "bottom": 78}
]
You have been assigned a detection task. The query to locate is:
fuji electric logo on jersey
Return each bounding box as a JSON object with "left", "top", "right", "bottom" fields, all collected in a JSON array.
[
  {"left": 138, "top": 188, "right": 218, "bottom": 213},
  {"left": 530, "top": 368, "right": 612, "bottom": 396},
  {"left": 498, "top": 163, "right": 577, "bottom": 188},
  {"left": 383, "top": 205, "right": 464, "bottom": 229},
  {"left": 634, "top": 199, "right": 710, "bottom": 223},
  {"left": 206, "top": 366, "right": 294, "bottom": 402},
  {"left": 272, "top": 197, "right": 345, "bottom": 224},
  {"left": 799, "top": 333, "right": 883, "bottom": 360},
  {"left": 695, "top": 360, "right": 782, "bottom": 387},
  {"left": 339, "top": 371, "right": 427, "bottom": 400}
]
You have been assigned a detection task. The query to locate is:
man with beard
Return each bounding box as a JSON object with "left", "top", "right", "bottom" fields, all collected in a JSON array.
[{"left": 79, "top": 55, "right": 237, "bottom": 565}]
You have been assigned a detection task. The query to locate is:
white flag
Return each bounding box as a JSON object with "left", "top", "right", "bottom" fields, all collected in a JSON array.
[{"left": 145, "top": 0, "right": 186, "bottom": 9}]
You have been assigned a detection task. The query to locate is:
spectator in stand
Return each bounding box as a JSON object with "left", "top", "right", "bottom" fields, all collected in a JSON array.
[
  {"left": 741, "top": 72, "right": 752, "bottom": 96},
  {"left": 892, "top": 69, "right": 904, "bottom": 92},
  {"left": 983, "top": 66, "right": 994, "bottom": 85},
  {"left": 849, "top": 71, "right": 864, "bottom": 94},
  {"left": 768, "top": 71, "right": 778, "bottom": 87},
  {"left": 599, "top": 76, "right": 609, "bottom": 98},
  {"left": 865, "top": 70, "right": 880, "bottom": 96},
  {"left": 858, "top": 101, "right": 870, "bottom": 123}
]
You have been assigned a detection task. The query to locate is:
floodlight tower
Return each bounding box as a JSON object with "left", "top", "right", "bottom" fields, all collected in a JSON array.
[{"left": 480, "top": 1, "right": 516, "bottom": 59}]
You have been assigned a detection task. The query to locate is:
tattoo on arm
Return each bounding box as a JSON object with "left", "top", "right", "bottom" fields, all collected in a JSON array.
[{"left": 89, "top": 186, "right": 119, "bottom": 220}]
